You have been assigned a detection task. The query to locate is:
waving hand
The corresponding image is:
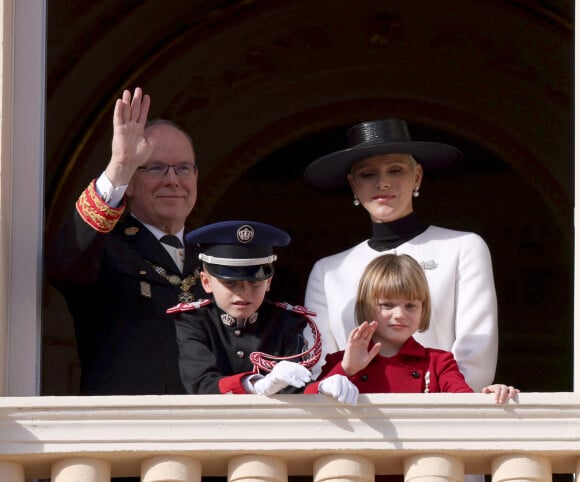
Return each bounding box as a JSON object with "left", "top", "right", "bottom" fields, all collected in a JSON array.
[{"left": 105, "top": 87, "right": 155, "bottom": 186}]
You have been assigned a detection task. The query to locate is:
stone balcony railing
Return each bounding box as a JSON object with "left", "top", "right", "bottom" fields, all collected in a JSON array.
[{"left": 0, "top": 393, "right": 579, "bottom": 481}]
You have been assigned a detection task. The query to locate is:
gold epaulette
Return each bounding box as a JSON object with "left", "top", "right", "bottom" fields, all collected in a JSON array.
[{"left": 75, "top": 179, "right": 126, "bottom": 233}]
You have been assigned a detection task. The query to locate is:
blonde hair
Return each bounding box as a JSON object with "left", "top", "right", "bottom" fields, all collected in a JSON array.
[
  {"left": 349, "top": 153, "right": 418, "bottom": 176},
  {"left": 354, "top": 253, "right": 431, "bottom": 331}
]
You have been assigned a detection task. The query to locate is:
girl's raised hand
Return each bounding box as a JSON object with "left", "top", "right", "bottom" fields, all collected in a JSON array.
[{"left": 341, "top": 321, "right": 382, "bottom": 376}]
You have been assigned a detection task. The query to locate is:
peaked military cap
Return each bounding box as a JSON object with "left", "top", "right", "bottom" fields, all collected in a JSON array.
[{"left": 185, "top": 220, "right": 291, "bottom": 280}]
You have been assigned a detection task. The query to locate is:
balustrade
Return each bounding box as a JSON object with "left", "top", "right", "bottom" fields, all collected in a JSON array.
[{"left": 0, "top": 393, "right": 578, "bottom": 481}]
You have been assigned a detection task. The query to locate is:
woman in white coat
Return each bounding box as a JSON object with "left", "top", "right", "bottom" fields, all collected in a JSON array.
[{"left": 303, "top": 119, "right": 498, "bottom": 392}]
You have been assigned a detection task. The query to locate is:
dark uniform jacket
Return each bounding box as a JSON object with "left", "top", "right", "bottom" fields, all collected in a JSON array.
[
  {"left": 305, "top": 336, "right": 474, "bottom": 395},
  {"left": 46, "top": 210, "right": 204, "bottom": 395},
  {"left": 174, "top": 299, "right": 309, "bottom": 394}
]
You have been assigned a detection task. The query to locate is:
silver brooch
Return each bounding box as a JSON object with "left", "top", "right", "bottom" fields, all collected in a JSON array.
[
  {"left": 424, "top": 371, "right": 431, "bottom": 393},
  {"left": 420, "top": 260, "right": 438, "bottom": 270}
]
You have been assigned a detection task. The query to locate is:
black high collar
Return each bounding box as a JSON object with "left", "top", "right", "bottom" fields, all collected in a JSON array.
[{"left": 368, "top": 213, "right": 428, "bottom": 251}]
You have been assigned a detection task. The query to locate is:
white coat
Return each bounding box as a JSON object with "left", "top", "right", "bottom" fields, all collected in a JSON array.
[{"left": 304, "top": 225, "right": 498, "bottom": 391}]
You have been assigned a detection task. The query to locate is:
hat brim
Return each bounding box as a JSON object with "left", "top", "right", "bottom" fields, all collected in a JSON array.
[
  {"left": 303, "top": 141, "right": 462, "bottom": 191},
  {"left": 204, "top": 263, "right": 274, "bottom": 281}
]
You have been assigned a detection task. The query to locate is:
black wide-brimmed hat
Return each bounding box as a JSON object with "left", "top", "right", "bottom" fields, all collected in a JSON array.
[
  {"left": 303, "top": 119, "right": 463, "bottom": 191},
  {"left": 185, "top": 220, "right": 291, "bottom": 281}
]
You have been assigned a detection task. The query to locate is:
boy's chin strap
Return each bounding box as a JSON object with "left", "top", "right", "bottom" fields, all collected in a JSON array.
[{"left": 249, "top": 302, "right": 322, "bottom": 373}]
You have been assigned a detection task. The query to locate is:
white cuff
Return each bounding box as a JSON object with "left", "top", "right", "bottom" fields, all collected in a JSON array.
[{"left": 96, "top": 172, "right": 128, "bottom": 207}]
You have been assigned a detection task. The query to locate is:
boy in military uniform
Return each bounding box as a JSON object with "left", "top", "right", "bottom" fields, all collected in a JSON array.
[{"left": 168, "top": 220, "right": 321, "bottom": 395}]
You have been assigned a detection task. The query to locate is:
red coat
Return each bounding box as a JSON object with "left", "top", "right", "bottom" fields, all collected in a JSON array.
[{"left": 305, "top": 336, "right": 474, "bottom": 394}]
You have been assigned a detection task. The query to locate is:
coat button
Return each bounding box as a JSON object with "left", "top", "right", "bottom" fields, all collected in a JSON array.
[
  {"left": 360, "top": 374, "right": 368, "bottom": 382},
  {"left": 234, "top": 329, "right": 242, "bottom": 337},
  {"left": 236, "top": 350, "right": 245, "bottom": 358},
  {"left": 411, "top": 371, "right": 420, "bottom": 379}
]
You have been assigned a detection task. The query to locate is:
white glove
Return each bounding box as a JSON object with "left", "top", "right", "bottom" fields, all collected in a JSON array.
[
  {"left": 253, "top": 360, "right": 312, "bottom": 396},
  {"left": 318, "top": 374, "right": 359, "bottom": 405}
]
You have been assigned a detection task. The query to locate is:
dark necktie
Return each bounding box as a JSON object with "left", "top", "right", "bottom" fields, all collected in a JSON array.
[{"left": 160, "top": 234, "right": 184, "bottom": 249}]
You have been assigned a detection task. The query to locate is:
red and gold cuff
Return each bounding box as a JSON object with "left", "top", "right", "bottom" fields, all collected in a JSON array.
[{"left": 75, "top": 179, "right": 126, "bottom": 233}]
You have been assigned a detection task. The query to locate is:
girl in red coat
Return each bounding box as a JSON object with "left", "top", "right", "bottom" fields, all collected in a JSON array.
[{"left": 305, "top": 253, "right": 518, "bottom": 405}]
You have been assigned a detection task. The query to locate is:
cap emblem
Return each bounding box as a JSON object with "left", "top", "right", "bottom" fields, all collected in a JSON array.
[{"left": 236, "top": 224, "right": 255, "bottom": 244}]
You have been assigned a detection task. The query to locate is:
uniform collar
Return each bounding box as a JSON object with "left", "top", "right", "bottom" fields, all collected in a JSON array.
[
  {"left": 133, "top": 215, "right": 185, "bottom": 245},
  {"left": 219, "top": 309, "right": 259, "bottom": 327}
]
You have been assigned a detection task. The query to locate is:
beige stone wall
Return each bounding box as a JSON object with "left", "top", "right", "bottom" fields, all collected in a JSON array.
[
  {"left": 0, "top": 0, "right": 14, "bottom": 397},
  {"left": 0, "top": 0, "right": 45, "bottom": 396}
]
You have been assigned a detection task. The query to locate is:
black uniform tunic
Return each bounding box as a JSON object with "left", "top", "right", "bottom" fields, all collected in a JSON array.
[
  {"left": 174, "top": 299, "right": 309, "bottom": 394},
  {"left": 47, "top": 210, "right": 204, "bottom": 395}
]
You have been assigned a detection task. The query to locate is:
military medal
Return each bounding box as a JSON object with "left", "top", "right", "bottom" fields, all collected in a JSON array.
[
  {"left": 177, "top": 278, "right": 196, "bottom": 302},
  {"left": 147, "top": 261, "right": 199, "bottom": 303},
  {"left": 180, "top": 275, "right": 197, "bottom": 295}
]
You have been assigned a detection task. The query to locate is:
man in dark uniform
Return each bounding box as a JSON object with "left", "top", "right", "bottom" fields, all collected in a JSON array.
[
  {"left": 169, "top": 220, "right": 322, "bottom": 395},
  {"left": 46, "top": 87, "right": 204, "bottom": 396}
]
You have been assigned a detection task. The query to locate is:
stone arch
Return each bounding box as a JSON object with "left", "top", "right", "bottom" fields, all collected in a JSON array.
[{"left": 43, "top": 0, "right": 573, "bottom": 394}]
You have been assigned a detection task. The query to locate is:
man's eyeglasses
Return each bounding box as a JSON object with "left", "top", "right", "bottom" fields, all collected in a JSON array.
[{"left": 137, "top": 163, "right": 198, "bottom": 177}]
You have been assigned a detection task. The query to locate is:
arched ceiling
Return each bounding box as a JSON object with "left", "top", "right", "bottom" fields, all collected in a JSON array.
[{"left": 45, "top": 0, "right": 573, "bottom": 237}]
